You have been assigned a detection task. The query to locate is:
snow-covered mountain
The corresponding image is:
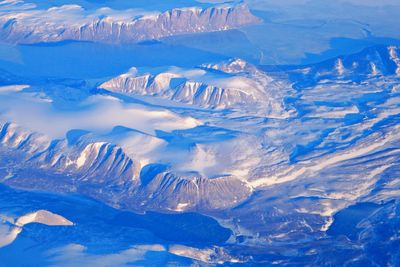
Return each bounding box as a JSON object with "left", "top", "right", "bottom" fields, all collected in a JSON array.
[
  {"left": 0, "top": 120, "right": 253, "bottom": 211},
  {"left": 0, "top": 0, "right": 399, "bottom": 264},
  {"left": 0, "top": 3, "right": 260, "bottom": 44},
  {"left": 1, "top": 46, "right": 399, "bottom": 216},
  {"left": 1, "top": 35, "right": 400, "bottom": 264},
  {"left": 287, "top": 45, "right": 400, "bottom": 86},
  {"left": 0, "top": 209, "right": 72, "bottom": 248},
  {"left": 100, "top": 59, "right": 292, "bottom": 117}
]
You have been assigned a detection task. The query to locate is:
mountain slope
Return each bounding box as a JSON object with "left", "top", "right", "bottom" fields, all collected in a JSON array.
[
  {"left": 100, "top": 59, "right": 293, "bottom": 117},
  {"left": 0, "top": 121, "right": 253, "bottom": 212},
  {"left": 0, "top": 3, "right": 260, "bottom": 44},
  {"left": 286, "top": 45, "right": 400, "bottom": 87}
]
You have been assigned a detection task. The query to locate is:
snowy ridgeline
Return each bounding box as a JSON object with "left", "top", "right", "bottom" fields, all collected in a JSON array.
[
  {"left": 0, "top": 38, "right": 399, "bottom": 264},
  {"left": 0, "top": 0, "right": 399, "bottom": 264},
  {"left": 0, "top": 210, "right": 73, "bottom": 248},
  {"left": 0, "top": 2, "right": 260, "bottom": 44},
  {"left": 0, "top": 44, "right": 400, "bottom": 265},
  {"left": 288, "top": 45, "right": 400, "bottom": 86},
  {"left": 0, "top": 46, "right": 399, "bottom": 218},
  {"left": 99, "top": 58, "right": 292, "bottom": 116}
]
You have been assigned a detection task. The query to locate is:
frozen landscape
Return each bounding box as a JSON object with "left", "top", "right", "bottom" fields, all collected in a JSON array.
[{"left": 0, "top": 0, "right": 400, "bottom": 266}]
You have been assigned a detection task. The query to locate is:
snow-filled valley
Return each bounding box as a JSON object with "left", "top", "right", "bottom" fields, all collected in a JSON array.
[{"left": 1, "top": 0, "right": 400, "bottom": 266}]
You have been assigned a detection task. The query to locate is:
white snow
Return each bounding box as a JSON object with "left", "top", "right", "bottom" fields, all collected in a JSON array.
[
  {"left": 335, "top": 58, "right": 345, "bottom": 76},
  {"left": 0, "top": 224, "right": 21, "bottom": 248},
  {"left": 0, "top": 92, "right": 202, "bottom": 139},
  {"left": 174, "top": 203, "right": 190, "bottom": 212},
  {"left": 370, "top": 62, "right": 379, "bottom": 76},
  {"left": 15, "top": 210, "right": 74, "bottom": 227},
  {"left": 0, "top": 85, "right": 29, "bottom": 92},
  {"left": 388, "top": 46, "right": 400, "bottom": 75},
  {"left": 169, "top": 245, "right": 240, "bottom": 264},
  {"left": 47, "top": 243, "right": 166, "bottom": 267},
  {"left": 0, "top": 210, "right": 73, "bottom": 248},
  {"left": 75, "top": 142, "right": 106, "bottom": 168},
  {"left": 251, "top": 125, "right": 400, "bottom": 188}
]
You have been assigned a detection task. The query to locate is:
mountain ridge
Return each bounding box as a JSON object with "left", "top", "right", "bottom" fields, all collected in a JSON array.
[{"left": 0, "top": 3, "right": 260, "bottom": 44}]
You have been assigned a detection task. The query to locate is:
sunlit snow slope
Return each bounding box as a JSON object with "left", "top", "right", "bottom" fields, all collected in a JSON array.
[{"left": 0, "top": 0, "right": 399, "bottom": 265}]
